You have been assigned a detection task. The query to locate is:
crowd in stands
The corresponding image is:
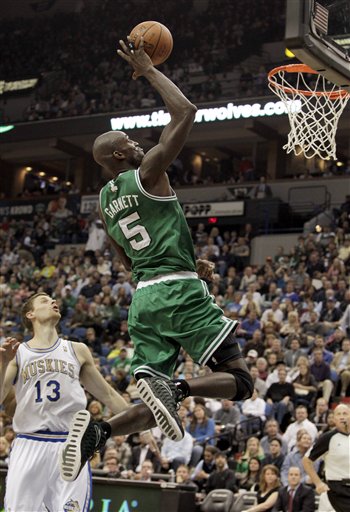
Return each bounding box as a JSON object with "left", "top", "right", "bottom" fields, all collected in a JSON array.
[
  {"left": 0, "top": 0, "right": 285, "bottom": 123},
  {"left": 1, "top": 194, "right": 350, "bottom": 511}
]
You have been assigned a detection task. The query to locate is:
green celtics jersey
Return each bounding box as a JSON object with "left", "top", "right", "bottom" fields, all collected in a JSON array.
[{"left": 99, "top": 168, "right": 196, "bottom": 282}]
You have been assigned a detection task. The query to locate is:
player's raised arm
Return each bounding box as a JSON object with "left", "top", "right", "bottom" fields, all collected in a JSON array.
[
  {"left": 0, "top": 337, "right": 19, "bottom": 405},
  {"left": 117, "top": 37, "right": 197, "bottom": 191}
]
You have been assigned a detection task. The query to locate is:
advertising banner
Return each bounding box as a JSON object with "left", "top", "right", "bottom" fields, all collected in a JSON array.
[
  {"left": 0, "top": 195, "right": 80, "bottom": 219},
  {"left": 182, "top": 201, "right": 244, "bottom": 218}
]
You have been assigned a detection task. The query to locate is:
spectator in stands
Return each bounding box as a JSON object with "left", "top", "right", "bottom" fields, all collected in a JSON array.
[
  {"left": 88, "top": 400, "right": 104, "bottom": 422},
  {"left": 327, "top": 328, "right": 346, "bottom": 354},
  {"left": 80, "top": 275, "right": 102, "bottom": 300},
  {"left": 244, "top": 464, "right": 281, "bottom": 512},
  {"left": 262, "top": 438, "right": 284, "bottom": 472},
  {"left": 339, "top": 303, "right": 350, "bottom": 335},
  {"left": 256, "top": 357, "right": 269, "bottom": 381},
  {"left": 253, "top": 176, "right": 272, "bottom": 199},
  {"left": 106, "top": 435, "right": 132, "bottom": 470},
  {"left": 131, "top": 432, "right": 159, "bottom": 473},
  {"left": 310, "top": 348, "right": 334, "bottom": 403},
  {"left": 243, "top": 329, "right": 265, "bottom": 357},
  {"left": 240, "top": 266, "right": 257, "bottom": 291},
  {"left": 191, "top": 446, "right": 218, "bottom": 491},
  {"left": 0, "top": 436, "right": 10, "bottom": 464},
  {"left": 239, "top": 457, "right": 262, "bottom": 491},
  {"left": 187, "top": 404, "right": 216, "bottom": 445},
  {"left": 241, "top": 388, "right": 267, "bottom": 435},
  {"left": 245, "top": 349, "right": 259, "bottom": 369},
  {"left": 240, "top": 311, "right": 262, "bottom": 340},
  {"left": 250, "top": 366, "right": 268, "bottom": 397},
  {"left": 261, "top": 282, "right": 280, "bottom": 310},
  {"left": 85, "top": 219, "right": 107, "bottom": 253},
  {"left": 282, "top": 406, "right": 318, "bottom": 451},
  {"left": 320, "top": 298, "right": 342, "bottom": 332},
  {"left": 279, "top": 312, "right": 302, "bottom": 339},
  {"left": 205, "top": 452, "right": 238, "bottom": 494},
  {"left": 261, "top": 299, "right": 284, "bottom": 328},
  {"left": 213, "top": 399, "right": 240, "bottom": 430},
  {"left": 240, "top": 293, "right": 262, "bottom": 318},
  {"left": 85, "top": 326, "right": 102, "bottom": 355},
  {"left": 306, "top": 251, "right": 325, "bottom": 277},
  {"left": 187, "top": 404, "right": 216, "bottom": 467},
  {"left": 309, "top": 397, "right": 329, "bottom": 431},
  {"left": 301, "top": 310, "right": 325, "bottom": 337},
  {"left": 292, "top": 358, "right": 318, "bottom": 408},
  {"left": 280, "top": 430, "right": 319, "bottom": 486},
  {"left": 260, "top": 420, "right": 288, "bottom": 456},
  {"left": 133, "top": 459, "right": 154, "bottom": 481},
  {"left": 265, "top": 366, "right": 295, "bottom": 426},
  {"left": 272, "top": 466, "right": 315, "bottom": 512},
  {"left": 309, "top": 335, "right": 334, "bottom": 365},
  {"left": 331, "top": 338, "right": 350, "bottom": 396},
  {"left": 160, "top": 419, "right": 193, "bottom": 471},
  {"left": 112, "top": 272, "right": 134, "bottom": 301},
  {"left": 265, "top": 354, "right": 280, "bottom": 383},
  {"left": 3, "top": 426, "right": 15, "bottom": 448},
  {"left": 264, "top": 339, "right": 285, "bottom": 364},
  {"left": 284, "top": 338, "right": 304, "bottom": 369},
  {"left": 235, "top": 436, "right": 265, "bottom": 477},
  {"left": 102, "top": 456, "right": 121, "bottom": 477},
  {"left": 175, "top": 464, "right": 198, "bottom": 490},
  {"left": 112, "top": 348, "right": 131, "bottom": 373},
  {"left": 281, "top": 281, "right": 300, "bottom": 305}
]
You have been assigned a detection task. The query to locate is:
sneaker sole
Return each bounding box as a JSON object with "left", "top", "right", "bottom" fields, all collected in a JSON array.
[
  {"left": 59, "top": 409, "right": 90, "bottom": 482},
  {"left": 137, "top": 379, "right": 184, "bottom": 442}
]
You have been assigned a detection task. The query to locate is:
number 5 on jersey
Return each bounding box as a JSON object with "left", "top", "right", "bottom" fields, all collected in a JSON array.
[{"left": 119, "top": 212, "right": 151, "bottom": 251}]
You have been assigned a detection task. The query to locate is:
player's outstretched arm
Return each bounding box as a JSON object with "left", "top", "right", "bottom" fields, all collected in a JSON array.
[
  {"left": 0, "top": 337, "right": 19, "bottom": 405},
  {"left": 118, "top": 38, "right": 197, "bottom": 189},
  {"left": 74, "top": 342, "right": 130, "bottom": 414}
]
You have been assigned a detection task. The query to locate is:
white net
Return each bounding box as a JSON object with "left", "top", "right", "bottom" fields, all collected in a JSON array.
[{"left": 268, "top": 64, "right": 350, "bottom": 160}]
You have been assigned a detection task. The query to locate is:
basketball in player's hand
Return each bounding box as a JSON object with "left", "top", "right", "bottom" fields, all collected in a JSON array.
[{"left": 128, "top": 21, "right": 173, "bottom": 66}]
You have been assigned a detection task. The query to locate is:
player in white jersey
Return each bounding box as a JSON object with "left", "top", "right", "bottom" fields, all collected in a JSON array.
[{"left": 0, "top": 292, "right": 135, "bottom": 512}]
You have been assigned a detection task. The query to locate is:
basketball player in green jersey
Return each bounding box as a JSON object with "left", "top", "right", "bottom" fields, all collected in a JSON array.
[{"left": 60, "top": 37, "right": 253, "bottom": 482}]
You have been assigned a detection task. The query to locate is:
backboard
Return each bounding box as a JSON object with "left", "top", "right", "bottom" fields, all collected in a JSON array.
[{"left": 285, "top": 0, "right": 350, "bottom": 89}]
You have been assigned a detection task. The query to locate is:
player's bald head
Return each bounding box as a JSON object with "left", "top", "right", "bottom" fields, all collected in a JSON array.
[
  {"left": 93, "top": 131, "right": 144, "bottom": 174},
  {"left": 92, "top": 131, "right": 125, "bottom": 168}
]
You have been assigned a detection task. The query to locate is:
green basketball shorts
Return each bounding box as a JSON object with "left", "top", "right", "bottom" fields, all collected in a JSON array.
[{"left": 128, "top": 276, "right": 237, "bottom": 379}]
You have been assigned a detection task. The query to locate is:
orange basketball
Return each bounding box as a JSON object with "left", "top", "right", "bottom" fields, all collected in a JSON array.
[{"left": 128, "top": 21, "right": 173, "bottom": 66}]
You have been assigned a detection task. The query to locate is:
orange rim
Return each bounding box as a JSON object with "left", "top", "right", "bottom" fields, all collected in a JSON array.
[{"left": 268, "top": 63, "right": 349, "bottom": 99}]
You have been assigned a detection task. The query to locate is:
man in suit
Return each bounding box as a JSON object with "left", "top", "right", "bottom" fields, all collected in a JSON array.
[
  {"left": 131, "top": 431, "right": 160, "bottom": 472},
  {"left": 331, "top": 338, "right": 350, "bottom": 396},
  {"left": 273, "top": 466, "right": 315, "bottom": 512}
]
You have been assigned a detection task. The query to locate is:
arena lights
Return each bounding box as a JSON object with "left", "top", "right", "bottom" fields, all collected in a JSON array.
[
  {"left": 0, "top": 78, "right": 38, "bottom": 95},
  {"left": 0, "top": 125, "right": 15, "bottom": 133},
  {"left": 285, "top": 48, "right": 295, "bottom": 58},
  {"left": 25, "top": 166, "right": 32, "bottom": 172},
  {"left": 38, "top": 171, "right": 46, "bottom": 177},
  {"left": 110, "top": 100, "right": 302, "bottom": 131}
]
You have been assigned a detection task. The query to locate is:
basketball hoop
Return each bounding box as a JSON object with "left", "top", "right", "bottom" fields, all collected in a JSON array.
[{"left": 268, "top": 64, "right": 350, "bottom": 160}]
